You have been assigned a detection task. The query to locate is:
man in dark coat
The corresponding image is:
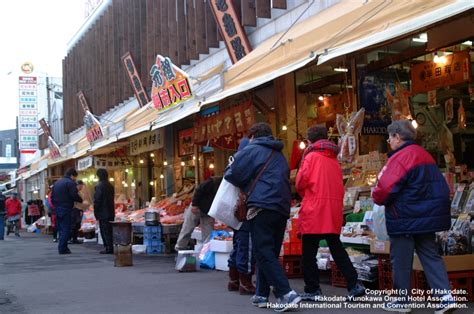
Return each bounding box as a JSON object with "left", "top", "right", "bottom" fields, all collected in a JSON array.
[
  {"left": 51, "top": 168, "right": 83, "bottom": 254},
  {"left": 225, "top": 122, "right": 300, "bottom": 312},
  {"left": 94, "top": 168, "right": 115, "bottom": 254},
  {"left": 372, "top": 120, "right": 453, "bottom": 312}
]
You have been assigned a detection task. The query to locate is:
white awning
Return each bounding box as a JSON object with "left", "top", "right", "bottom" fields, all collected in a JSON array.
[{"left": 317, "top": 0, "right": 473, "bottom": 65}]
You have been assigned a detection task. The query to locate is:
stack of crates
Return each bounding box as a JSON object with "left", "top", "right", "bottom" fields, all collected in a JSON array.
[{"left": 144, "top": 225, "right": 163, "bottom": 254}]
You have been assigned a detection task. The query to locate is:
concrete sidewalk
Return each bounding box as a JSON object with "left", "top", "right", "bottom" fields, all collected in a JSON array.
[{"left": 0, "top": 232, "right": 472, "bottom": 314}]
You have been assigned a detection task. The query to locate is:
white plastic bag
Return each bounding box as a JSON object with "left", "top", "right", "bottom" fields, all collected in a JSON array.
[
  {"left": 208, "top": 178, "right": 242, "bottom": 230},
  {"left": 372, "top": 205, "right": 389, "bottom": 240}
]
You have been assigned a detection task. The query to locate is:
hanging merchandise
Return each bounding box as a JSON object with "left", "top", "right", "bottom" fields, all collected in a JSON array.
[
  {"left": 427, "top": 90, "right": 437, "bottom": 107},
  {"left": 336, "top": 108, "right": 365, "bottom": 163},
  {"left": 458, "top": 99, "right": 466, "bottom": 129},
  {"left": 445, "top": 98, "right": 454, "bottom": 123},
  {"left": 385, "top": 82, "right": 411, "bottom": 121}
]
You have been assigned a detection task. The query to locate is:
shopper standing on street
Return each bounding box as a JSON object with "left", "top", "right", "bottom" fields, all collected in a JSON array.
[
  {"left": 0, "top": 191, "right": 6, "bottom": 240},
  {"left": 372, "top": 120, "right": 454, "bottom": 313},
  {"left": 227, "top": 138, "right": 256, "bottom": 296},
  {"left": 94, "top": 169, "right": 115, "bottom": 254},
  {"left": 5, "top": 193, "right": 22, "bottom": 237},
  {"left": 51, "top": 168, "right": 83, "bottom": 254},
  {"left": 296, "top": 126, "right": 365, "bottom": 301},
  {"left": 225, "top": 122, "right": 300, "bottom": 312}
]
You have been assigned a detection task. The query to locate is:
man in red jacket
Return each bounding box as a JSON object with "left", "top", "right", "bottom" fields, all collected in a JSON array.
[
  {"left": 5, "top": 193, "right": 22, "bottom": 237},
  {"left": 296, "top": 126, "right": 365, "bottom": 301}
]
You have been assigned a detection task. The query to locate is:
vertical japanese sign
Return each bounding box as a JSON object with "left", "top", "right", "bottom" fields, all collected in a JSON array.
[
  {"left": 150, "top": 55, "right": 193, "bottom": 111},
  {"left": 122, "top": 52, "right": 150, "bottom": 107},
  {"left": 39, "top": 118, "right": 61, "bottom": 160},
  {"left": 77, "top": 90, "right": 104, "bottom": 144},
  {"left": 18, "top": 76, "right": 38, "bottom": 154},
  {"left": 209, "top": 0, "right": 252, "bottom": 64}
]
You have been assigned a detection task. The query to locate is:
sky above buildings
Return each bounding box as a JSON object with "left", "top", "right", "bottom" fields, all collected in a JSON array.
[{"left": 0, "top": 0, "right": 85, "bottom": 131}]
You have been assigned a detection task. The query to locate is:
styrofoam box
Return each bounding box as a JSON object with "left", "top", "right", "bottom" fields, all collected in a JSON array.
[
  {"left": 215, "top": 252, "right": 230, "bottom": 271},
  {"left": 210, "top": 240, "right": 233, "bottom": 253}
]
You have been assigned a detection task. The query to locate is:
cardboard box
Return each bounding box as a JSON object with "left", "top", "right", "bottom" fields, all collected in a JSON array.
[
  {"left": 413, "top": 254, "right": 474, "bottom": 272},
  {"left": 215, "top": 252, "right": 230, "bottom": 271},
  {"left": 370, "top": 240, "right": 390, "bottom": 254},
  {"left": 210, "top": 240, "right": 233, "bottom": 253}
]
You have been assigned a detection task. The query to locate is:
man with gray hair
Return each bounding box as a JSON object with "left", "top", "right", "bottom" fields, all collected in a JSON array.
[{"left": 372, "top": 120, "right": 454, "bottom": 313}]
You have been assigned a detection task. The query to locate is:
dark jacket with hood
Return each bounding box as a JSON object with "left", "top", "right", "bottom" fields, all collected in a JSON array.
[
  {"left": 192, "top": 176, "right": 223, "bottom": 215},
  {"left": 225, "top": 136, "right": 291, "bottom": 217},
  {"left": 0, "top": 192, "right": 6, "bottom": 215},
  {"left": 94, "top": 169, "right": 115, "bottom": 221},
  {"left": 51, "top": 176, "right": 83, "bottom": 209}
]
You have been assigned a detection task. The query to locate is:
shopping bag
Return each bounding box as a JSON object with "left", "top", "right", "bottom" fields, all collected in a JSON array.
[
  {"left": 199, "top": 241, "right": 215, "bottom": 269},
  {"left": 372, "top": 205, "right": 389, "bottom": 241},
  {"left": 208, "top": 178, "right": 242, "bottom": 230}
]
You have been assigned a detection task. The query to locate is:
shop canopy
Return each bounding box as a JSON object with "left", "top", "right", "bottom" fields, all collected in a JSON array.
[{"left": 202, "top": 0, "right": 472, "bottom": 105}]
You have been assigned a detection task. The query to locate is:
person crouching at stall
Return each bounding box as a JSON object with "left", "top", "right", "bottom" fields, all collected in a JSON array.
[
  {"left": 27, "top": 200, "right": 40, "bottom": 226},
  {"left": 176, "top": 176, "right": 221, "bottom": 251},
  {"left": 227, "top": 138, "right": 256, "bottom": 295},
  {"left": 296, "top": 126, "right": 365, "bottom": 301}
]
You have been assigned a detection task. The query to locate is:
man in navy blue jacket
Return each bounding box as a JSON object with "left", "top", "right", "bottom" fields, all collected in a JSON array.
[
  {"left": 225, "top": 122, "right": 300, "bottom": 312},
  {"left": 52, "top": 168, "right": 83, "bottom": 254}
]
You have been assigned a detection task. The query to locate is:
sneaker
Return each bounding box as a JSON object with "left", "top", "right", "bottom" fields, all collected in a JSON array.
[
  {"left": 347, "top": 282, "right": 366, "bottom": 300},
  {"left": 53, "top": 238, "right": 58, "bottom": 243},
  {"left": 434, "top": 295, "right": 457, "bottom": 314},
  {"left": 250, "top": 295, "right": 269, "bottom": 308},
  {"left": 300, "top": 289, "right": 323, "bottom": 301},
  {"left": 274, "top": 290, "right": 301, "bottom": 312},
  {"left": 383, "top": 301, "right": 412, "bottom": 313}
]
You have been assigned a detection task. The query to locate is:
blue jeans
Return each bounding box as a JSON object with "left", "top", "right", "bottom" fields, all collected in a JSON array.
[
  {"left": 228, "top": 221, "right": 254, "bottom": 274},
  {"left": 56, "top": 207, "right": 72, "bottom": 253},
  {"left": 390, "top": 233, "right": 450, "bottom": 299},
  {"left": 0, "top": 215, "right": 4, "bottom": 240},
  {"left": 250, "top": 210, "right": 291, "bottom": 299}
]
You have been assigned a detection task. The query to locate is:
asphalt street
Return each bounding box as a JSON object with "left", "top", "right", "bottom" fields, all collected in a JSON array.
[{"left": 0, "top": 232, "right": 472, "bottom": 314}]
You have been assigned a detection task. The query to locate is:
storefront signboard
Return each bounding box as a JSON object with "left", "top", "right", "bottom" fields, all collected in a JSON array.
[
  {"left": 178, "top": 128, "right": 194, "bottom": 156},
  {"left": 94, "top": 158, "right": 127, "bottom": 170},
  {"left": 77, "top": 156, "right": 94, "bottom": 171},
  {"left": 411, "top": 50, "right": 471, "bottom": 94},
  {"left": 77, "top": 90, "right": 104, "bottom": 144},
  {"left": 122, "top": 52, "right": 150, "bottom": 107},
  {"left": 209, "top": 0, "right": 252, "bottom": 64},
  {"left": 194, "top": 99, "right": 255, "bottom": 148},
  {"left": 18, "top": 76, "right": 38, "bottom": 153},
  {"left": 129, "top": 129, "right": 164, "bottom": 156},
  {"left": 150, "top": 55, "right": 193, "bottom": 111}
]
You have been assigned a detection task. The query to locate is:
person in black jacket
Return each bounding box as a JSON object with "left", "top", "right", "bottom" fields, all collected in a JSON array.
[
  {"left": 175, "top": 176, "right": 222, "bottom": 251},
  {"left": 94, "top": 168, "right": 115, "bottom": 254},
  {"left": 0, "top": 191, "right": 6, "bottom": 240},
  {"left": 51, "top": 168, "right": 83, "bottom": 254}
]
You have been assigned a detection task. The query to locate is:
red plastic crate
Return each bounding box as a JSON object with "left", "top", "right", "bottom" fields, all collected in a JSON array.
[
  {"left": 378, "top": 255, "right": 393, "bottom": 290},
  {"left": 413, "top": 270, "right": 474, "bottom": 301},
  {"left": 279, "top": 255, "right": 303, "bottom": 279},
  {"left": 330, "top": 261, "right": 348, "bottom": 288}
]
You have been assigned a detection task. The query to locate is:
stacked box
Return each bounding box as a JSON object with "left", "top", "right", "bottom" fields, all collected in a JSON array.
[
  {"left": 144, "top": 225, "right": 163, "bottom": 254},
  {"left": 280, "top": 218, "right": 302, "bottom": 256}
]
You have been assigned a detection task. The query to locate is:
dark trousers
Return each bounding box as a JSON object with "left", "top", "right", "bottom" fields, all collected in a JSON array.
[
  {"left": 99, "top": 219, "right": 113, "bottom": 252},
  {"left": 302, "top": 234, "right": 358, "bottom": 292},
  {"left": 390, "top": 233, "right": 450, "bottom": 298},
  {"left": 70, "top": 209, "right": 83, "bottom": 241},
  {"left": 0, "top": 214, "right": 4, "bottom": 240},
  {"left": 56, "top": 207, "right": 72, "bottom": 253},
  {"left": 250, "top": 210, "right": 291, "bottom": 299},
  {"left": 228, "top": 221, "right": 254, "bottom": 274}
]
